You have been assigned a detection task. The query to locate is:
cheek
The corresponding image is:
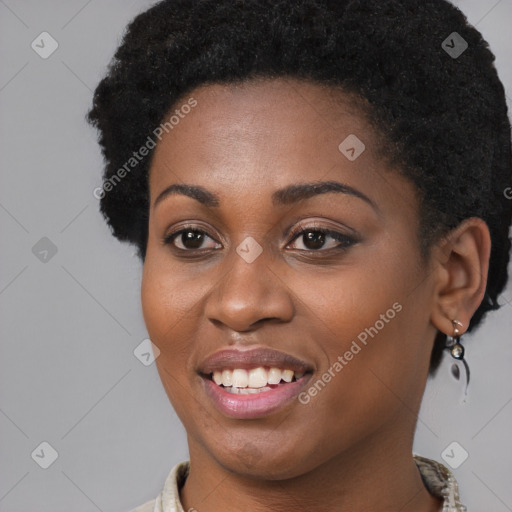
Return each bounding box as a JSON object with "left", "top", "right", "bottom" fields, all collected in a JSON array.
[
  {"left": 140, "top": 259, "right": 200, "bottom": 364},
  {"left": 141, "top": 264, "right": 171, "bottom": 341},
  {"left": 292, "top": 248, "right": 414, "bottom": 346},
  {"left": 292, "top": 244, "right": 428, "bottom": 406},
  {"left": 140, "top": 261, "right": 205, "bottom": 417}
]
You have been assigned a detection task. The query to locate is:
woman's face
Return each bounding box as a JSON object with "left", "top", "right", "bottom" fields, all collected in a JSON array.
[{"left": 141, "top": 77, "right": 440, "bottom": 478}]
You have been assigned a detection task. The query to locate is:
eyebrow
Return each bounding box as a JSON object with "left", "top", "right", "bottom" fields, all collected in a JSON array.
[{"left": 153, "top": 180, "right": 378, "bottom": 212}]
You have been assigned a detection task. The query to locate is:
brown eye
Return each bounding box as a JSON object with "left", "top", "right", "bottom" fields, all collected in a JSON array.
[
  {"left": 164, "top": 227, "right": 221, "bottom": 251},
  {"left": 287, "top": 228, "right": 356, "bottom": 252}
]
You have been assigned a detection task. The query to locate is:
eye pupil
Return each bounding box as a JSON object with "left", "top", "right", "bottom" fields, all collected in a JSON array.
[
  {"left": 303, "top": 230, "right": 325, "bottom": 249},
  {"left": 182, "top": 231, "right": 204, "bottom": 249}
]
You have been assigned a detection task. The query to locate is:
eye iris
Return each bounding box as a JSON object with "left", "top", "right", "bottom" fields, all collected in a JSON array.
[
  {"left": 182, "top": 230, "right": 204, "bottom": 249},
  {"left": 303, "top": 230, "right": 325, "bottom": 249}
]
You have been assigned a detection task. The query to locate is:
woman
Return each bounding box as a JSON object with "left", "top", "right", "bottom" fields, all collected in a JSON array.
[{"left": 87, "top": 0, "right": 512, "bottom": 510}]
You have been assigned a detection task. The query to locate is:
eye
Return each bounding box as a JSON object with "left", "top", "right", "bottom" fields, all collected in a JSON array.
[
  {"left": 287, "top": 225, "right": 357, "bottom": 251},
  {"left": 162, "top": 223, "right": 357, "bottom": 254},
  {"left": 163, "top": 226, "right": 221, "bottom": 251}
]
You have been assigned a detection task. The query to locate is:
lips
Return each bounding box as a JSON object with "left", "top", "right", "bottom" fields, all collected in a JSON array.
[
  {"left": 197, "top": 347, "right": 314, "bottom": 375},
  {"left": 201, "top": 373, "right": 312, "bottom": 419},
  {"left": 196, "top": 347, "right": 315, "bottom": 418}
]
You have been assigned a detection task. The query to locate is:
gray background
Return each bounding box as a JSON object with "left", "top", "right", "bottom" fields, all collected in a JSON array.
[{"left": 0, "top": 1, "right": 511, "bottom": 511}]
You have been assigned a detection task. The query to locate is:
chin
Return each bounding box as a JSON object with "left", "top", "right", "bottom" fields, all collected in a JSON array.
[{"left": 212, "top": 442, "right": 319, "bottom": 481}]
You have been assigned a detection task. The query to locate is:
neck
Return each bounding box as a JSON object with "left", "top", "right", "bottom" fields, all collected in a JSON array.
[{"left": 180, "top": 424, "right": 442, "bottom": 512}]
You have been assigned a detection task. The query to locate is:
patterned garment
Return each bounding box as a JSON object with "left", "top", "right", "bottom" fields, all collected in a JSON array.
[{"left": 132, "top": 454, "right": 467, "bottom": 512}]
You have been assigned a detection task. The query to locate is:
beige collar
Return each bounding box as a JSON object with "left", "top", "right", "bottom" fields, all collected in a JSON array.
[{"left": 133, "top": 455, "right": 467, "bottom": 512}]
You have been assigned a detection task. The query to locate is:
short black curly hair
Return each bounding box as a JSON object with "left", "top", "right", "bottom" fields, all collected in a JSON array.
[{"left": 87, "top": 0, "right": 512, "bottom": 375}]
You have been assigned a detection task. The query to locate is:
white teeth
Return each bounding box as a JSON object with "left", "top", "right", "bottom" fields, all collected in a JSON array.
[
  {"left": 221, "top": 369, "right": 233, "bottom": 387},
  {"left": 232, "top": 369, "right": 249, "bottom": 388},
  {"left": 267, "top": 367, "right": 283, "bottom": 385},
  {"left": 211, "top": 367, "right": 307, "bottom": 388},
  {"left": 248, "top": 367, "right": 268, "bottom": 388},
  {"left": 281, "top": 369, "right": 294, "bottom": 383},
  {"left": 225, "top": 385, "right": 273, "bottom": 394}
]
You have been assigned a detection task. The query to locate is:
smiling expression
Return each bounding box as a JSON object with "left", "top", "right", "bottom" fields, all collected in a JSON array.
[{"left": 141, "top": 77, "right": 440, "bottom": 478}]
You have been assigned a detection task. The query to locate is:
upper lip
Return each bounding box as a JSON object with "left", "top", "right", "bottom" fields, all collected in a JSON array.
[{"left": 198, "top": 347, "right": 314, "bottom": 375}]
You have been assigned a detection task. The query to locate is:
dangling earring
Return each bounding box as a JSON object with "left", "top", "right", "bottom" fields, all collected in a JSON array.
[{"left": 445, "top": 319, "right": 470, "bottom": 399}]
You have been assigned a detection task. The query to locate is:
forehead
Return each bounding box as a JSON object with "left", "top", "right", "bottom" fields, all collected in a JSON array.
[{"left": 147, "top": 77, "right": 411, "bottom": 213}]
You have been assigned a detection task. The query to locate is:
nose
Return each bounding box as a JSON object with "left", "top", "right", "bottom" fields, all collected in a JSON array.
[{"left": 204, "top": 247, "right": 294, "bottom": 332}]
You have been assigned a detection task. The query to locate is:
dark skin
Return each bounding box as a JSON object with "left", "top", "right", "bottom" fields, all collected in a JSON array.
[{"left": 141, "top": 77, "right": 490, "bottom": 512}]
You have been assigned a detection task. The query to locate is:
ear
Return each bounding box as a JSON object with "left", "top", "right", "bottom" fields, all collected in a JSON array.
[{"left": 430, "top": 217, "right": 491, "bottom": 336}]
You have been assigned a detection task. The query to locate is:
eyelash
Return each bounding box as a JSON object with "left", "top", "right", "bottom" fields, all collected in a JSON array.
[{"left": 162, "top": 223, "right": 358, "bottom": 255}]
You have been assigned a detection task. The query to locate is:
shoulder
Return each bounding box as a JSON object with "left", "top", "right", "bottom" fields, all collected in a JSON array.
[
  {"left": 413, "top": 454, "right": 467, "bottom": 511},
  {"left": 129, "top": 461, "right": 190, "bottom": 512}
]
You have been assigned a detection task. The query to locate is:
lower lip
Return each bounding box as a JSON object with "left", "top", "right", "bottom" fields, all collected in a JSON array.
[{"left": 201, "top": 374, "right": 312, "bottom": 419}]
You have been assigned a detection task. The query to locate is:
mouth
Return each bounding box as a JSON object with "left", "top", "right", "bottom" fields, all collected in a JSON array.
[
  {"left": 197, "top": 347, "right": 315, "bottom": 418},
  {"left": 199, "top": 366, "right": 313, "bottom": 419},
  {"left": 203, "top": 366, "right": 309, "bottom": 393}
]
